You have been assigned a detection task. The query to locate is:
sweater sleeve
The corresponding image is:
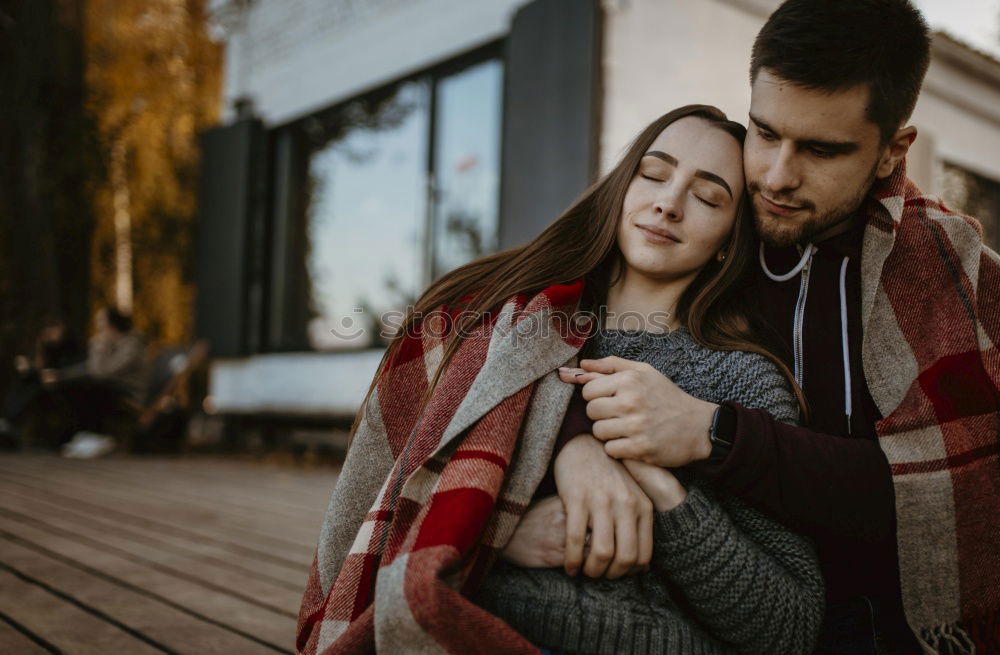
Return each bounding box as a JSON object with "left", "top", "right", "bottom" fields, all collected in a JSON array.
[
  {"left": 647, "top": 353, "right": 823, "bottom": 654},
  {"left": 649, "top": 478, "right": 825, "bottom": 655},
  {"left": 713, "top": 351, "right": 800, "bottom": 426}
]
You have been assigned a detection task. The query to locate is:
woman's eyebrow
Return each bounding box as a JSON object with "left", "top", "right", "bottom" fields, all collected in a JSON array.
[{"left": 643, "top": 150, "right": 733, "bottom": 199}]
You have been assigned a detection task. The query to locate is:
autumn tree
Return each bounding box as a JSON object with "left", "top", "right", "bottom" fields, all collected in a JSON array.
[{"left": 85, "top": 0, "right": 222, "bottom": 343}]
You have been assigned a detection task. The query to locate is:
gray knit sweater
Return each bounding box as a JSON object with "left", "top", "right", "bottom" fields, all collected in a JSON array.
[{"left": 474, "top": 327, "right": 825, "bottom": 655}]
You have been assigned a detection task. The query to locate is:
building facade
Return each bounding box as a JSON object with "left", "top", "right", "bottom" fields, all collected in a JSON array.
[{"left": 200, "top": 0, "right": 1000, "bottom": 422}]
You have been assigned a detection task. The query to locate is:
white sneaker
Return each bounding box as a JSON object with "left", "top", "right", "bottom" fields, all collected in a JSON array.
[{"left": 62, "top": 432, "right": 116, "bottom": 459}]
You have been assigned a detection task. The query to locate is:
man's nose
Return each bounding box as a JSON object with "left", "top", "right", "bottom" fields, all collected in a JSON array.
[{"left": 764, "top": 142, "right": 801, "bottom": 193}]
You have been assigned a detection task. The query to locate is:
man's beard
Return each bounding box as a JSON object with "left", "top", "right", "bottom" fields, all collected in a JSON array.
[{"left": 750, "top": 162, "right": 879, "bottom": 248}]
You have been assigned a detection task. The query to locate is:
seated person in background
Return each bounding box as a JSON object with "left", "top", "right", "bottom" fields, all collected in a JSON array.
[
  {"left": 15, "top": 307, "right": 151, "bottom": 451},
  {"left": 55, "top": 306, "right": 150, "bottom": 404},
  {"left": 1, "top": 317, "right": 86, "bottom": 448}
]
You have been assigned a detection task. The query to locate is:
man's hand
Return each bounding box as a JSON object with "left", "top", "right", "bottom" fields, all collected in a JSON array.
[
  {"left": 501, "top": 495, "right": 566, "bottom": 568},
  {"left": 554, "top": 433, "right": 653, "bottom": 579},
  {"left": 558, "top": 358, "right": 717, "bottom": 467}
]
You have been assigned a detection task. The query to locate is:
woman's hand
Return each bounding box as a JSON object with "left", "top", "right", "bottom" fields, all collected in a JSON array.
[
  {"left": 554, "top": 434, "right": 654, "bottom": 579},
  {"left": 621, "top": 460, "right": 687, "bottom": 512},
  {"left": 500, "top": 495, "right": 566, "bottom": 568}
]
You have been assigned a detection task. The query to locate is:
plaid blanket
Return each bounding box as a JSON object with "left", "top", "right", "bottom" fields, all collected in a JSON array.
[
  {"left": 296, "top": 159, "right": 999, "bottom": 654},
  {"left": 861, "top": 162, "right": 1000, "bottom": 653},
  {"left": 296, "top": 281, "right": 587, "bottom": 654}
]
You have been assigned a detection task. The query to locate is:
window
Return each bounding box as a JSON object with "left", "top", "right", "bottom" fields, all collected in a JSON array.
[
  {"left": 304, "top": 81, "right": 430, "bottom": 350},
  {"left": 938, "top": 161, "right": 1000, "bottom": 251},
  {"left": 431, "top": 59, "right": 502, "bottom": 279},
  {"left": 272, "top": 48, "right": 503, "bottom": 351}
]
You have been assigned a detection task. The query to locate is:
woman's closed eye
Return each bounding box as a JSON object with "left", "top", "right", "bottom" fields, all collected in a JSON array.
[
  {"left": 692, "top": 185, "right": 725, "bottom": 208},
  {"left": 638, "top": 158, "right": 673, "bottom": 183}
]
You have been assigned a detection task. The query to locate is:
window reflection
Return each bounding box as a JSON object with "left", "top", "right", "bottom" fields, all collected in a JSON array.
[
  {"left": 289, "top": 53, "right": 503, "bottom": 352},
  {"left": 432, "top": 60, "right": 503, "bottom": 279},
  {"left": 304, "top": 82, "right": 429, "bottom": 350}
]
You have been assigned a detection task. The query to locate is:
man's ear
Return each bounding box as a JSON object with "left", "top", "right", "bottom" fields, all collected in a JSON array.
[{"left": 876, "top": 126, "right": 918, "bottom": 179}]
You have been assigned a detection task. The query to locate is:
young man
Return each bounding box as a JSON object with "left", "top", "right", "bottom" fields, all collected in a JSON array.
[{"left": 549, "top": 0, "right": 999, "bottom": 652}]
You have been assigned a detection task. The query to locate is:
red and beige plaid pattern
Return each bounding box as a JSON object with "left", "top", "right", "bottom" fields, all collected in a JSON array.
[
  {"left": 297, "top": 160, "right": 999, "bottom": 653},
  {"left": 861, "top": 162, "right": 1000, "bottom": 653},
  {"left": 297, "top": 280, "right": 587, "bottom": 654}
]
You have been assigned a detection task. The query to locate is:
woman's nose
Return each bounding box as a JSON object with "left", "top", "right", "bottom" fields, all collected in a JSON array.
[{"left": 653, "top": 189, "right": 684, "bottom": 221}]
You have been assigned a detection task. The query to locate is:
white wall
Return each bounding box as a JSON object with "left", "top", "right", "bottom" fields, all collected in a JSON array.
[
  {"left": 214, "top": 0, "right": 529, "bottom": 126},
  {"left": 208, "top": 350, "right": 384, "bottom": 416},
  {"left": 599, "top": 0, "right": 777, "bottom": 173},
  {"left": 915, "top": 57, "right": 1000, "bottom": 188}
]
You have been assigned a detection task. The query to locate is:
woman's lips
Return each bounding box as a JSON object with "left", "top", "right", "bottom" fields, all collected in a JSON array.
[
  {"left": 759, "top": 194, "right": 805, "bottom": 217},
  {"left": 637, "top": 224, "right": 681, "bottom": 244}
]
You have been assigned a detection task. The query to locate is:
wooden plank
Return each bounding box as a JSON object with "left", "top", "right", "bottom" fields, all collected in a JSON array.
[
  {"left": 0, "top": 567, "right": 165, "bottom": 655},
  {"left": 14, "top": 456, "right": 331, "bottom": 527},
  {"left": 0, "top": 471, "right": 316, "bottom": 565},
  {"left": 0, "top": 455, "right": 334, "bottom": 530},
  {"left": 4, "top": 455, "right": 337, "bottom": 504},
  {"left": 0, "top": 486, "right": 307, "bottom": 591},
  {"left": 0, "top": 464, "right": 319, "bottom": 562},
  {"left": 0, "top": 454, "right": 346, "bottom": 653},
  {"left": 0, "top": 613, "right": 56, "bottom": 655},
  {"left": 0, "top": 464, "right": 324, "bottom": 549},
  {"left": 0, "top": 514, "right": 297, "bottom": 651},
  {"left": 0, "top": 499, "right": 305, "bottom": 612},
  {"left": 15, "top": 462, "right": 324, "bottom": 549},
  {"left": 0, "top": 533, "right": 285, "bottom": 655},
  {"left": 4, "top": 484, "right": 310, "bottom": 588}
]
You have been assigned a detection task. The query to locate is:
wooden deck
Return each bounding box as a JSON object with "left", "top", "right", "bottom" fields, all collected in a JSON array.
[{"left": 0, "top": 454, "right": 339, "bottom": 654}]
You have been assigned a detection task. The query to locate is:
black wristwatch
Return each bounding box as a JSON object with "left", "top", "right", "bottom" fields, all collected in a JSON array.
[{"left": 708, "top": 404, "right": 737, "bottom": 460}]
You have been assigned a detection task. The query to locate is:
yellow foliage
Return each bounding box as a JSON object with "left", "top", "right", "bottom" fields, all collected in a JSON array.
[{"left": 85, "top": 0, "right": 222, "bottom": 343}]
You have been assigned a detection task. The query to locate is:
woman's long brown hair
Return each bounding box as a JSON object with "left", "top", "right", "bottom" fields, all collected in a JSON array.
[{"left": 351, "top": 104, "right": 806, "bottom": 439}]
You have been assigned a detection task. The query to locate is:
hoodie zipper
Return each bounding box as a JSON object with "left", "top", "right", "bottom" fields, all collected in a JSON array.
[{"left": 792, "top": 255, "right": 813, "bottom": 388}]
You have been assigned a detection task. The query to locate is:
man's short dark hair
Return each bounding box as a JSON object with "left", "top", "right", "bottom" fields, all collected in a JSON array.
[
  {"left": 104, "top": 306, "right": 133, "bottom": 333},
  {"left": 750, "top": 0, "right": 931, "bottom": 143}
]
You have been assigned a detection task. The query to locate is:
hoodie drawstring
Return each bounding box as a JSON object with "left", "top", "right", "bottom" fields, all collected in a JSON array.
[
  {"left": 760, "top": 243, "right": 817, "bottom": 387},
  {"left": 760, "top": 243, "right": 853, "bottom": 433},
  {"left": 838, "top": 256, "right": 852, "bottom": 435}
]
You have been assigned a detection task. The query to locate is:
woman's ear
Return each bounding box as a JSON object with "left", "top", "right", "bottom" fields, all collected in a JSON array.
[{"left": 716, "top": 250, "right": 728, "bottom": 263}]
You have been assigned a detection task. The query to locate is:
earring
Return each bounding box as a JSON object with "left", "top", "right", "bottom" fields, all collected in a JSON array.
[{"left": 717, "top": 251, "right": 727, "bottom": 262}]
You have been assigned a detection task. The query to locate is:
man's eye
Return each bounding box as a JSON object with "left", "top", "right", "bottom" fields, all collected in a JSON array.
[
  {"left": 808, "top": 147, "right": 836, "bottom": 159},
  {"left": 757, "top": 128, "right": 777, "bottom": 141}
]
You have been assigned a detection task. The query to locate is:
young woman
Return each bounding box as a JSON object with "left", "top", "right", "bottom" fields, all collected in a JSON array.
[
  {"left": 474, "top": 106, "right": 823, "bottom": 655},
  {"left": 297, "top": 105, "right": 823, "bottom": 655}
]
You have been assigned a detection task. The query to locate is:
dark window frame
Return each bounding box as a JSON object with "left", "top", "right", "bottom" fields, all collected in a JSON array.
[{"left": 939, "top": 160, "right": 1000, "bottom": 252}]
